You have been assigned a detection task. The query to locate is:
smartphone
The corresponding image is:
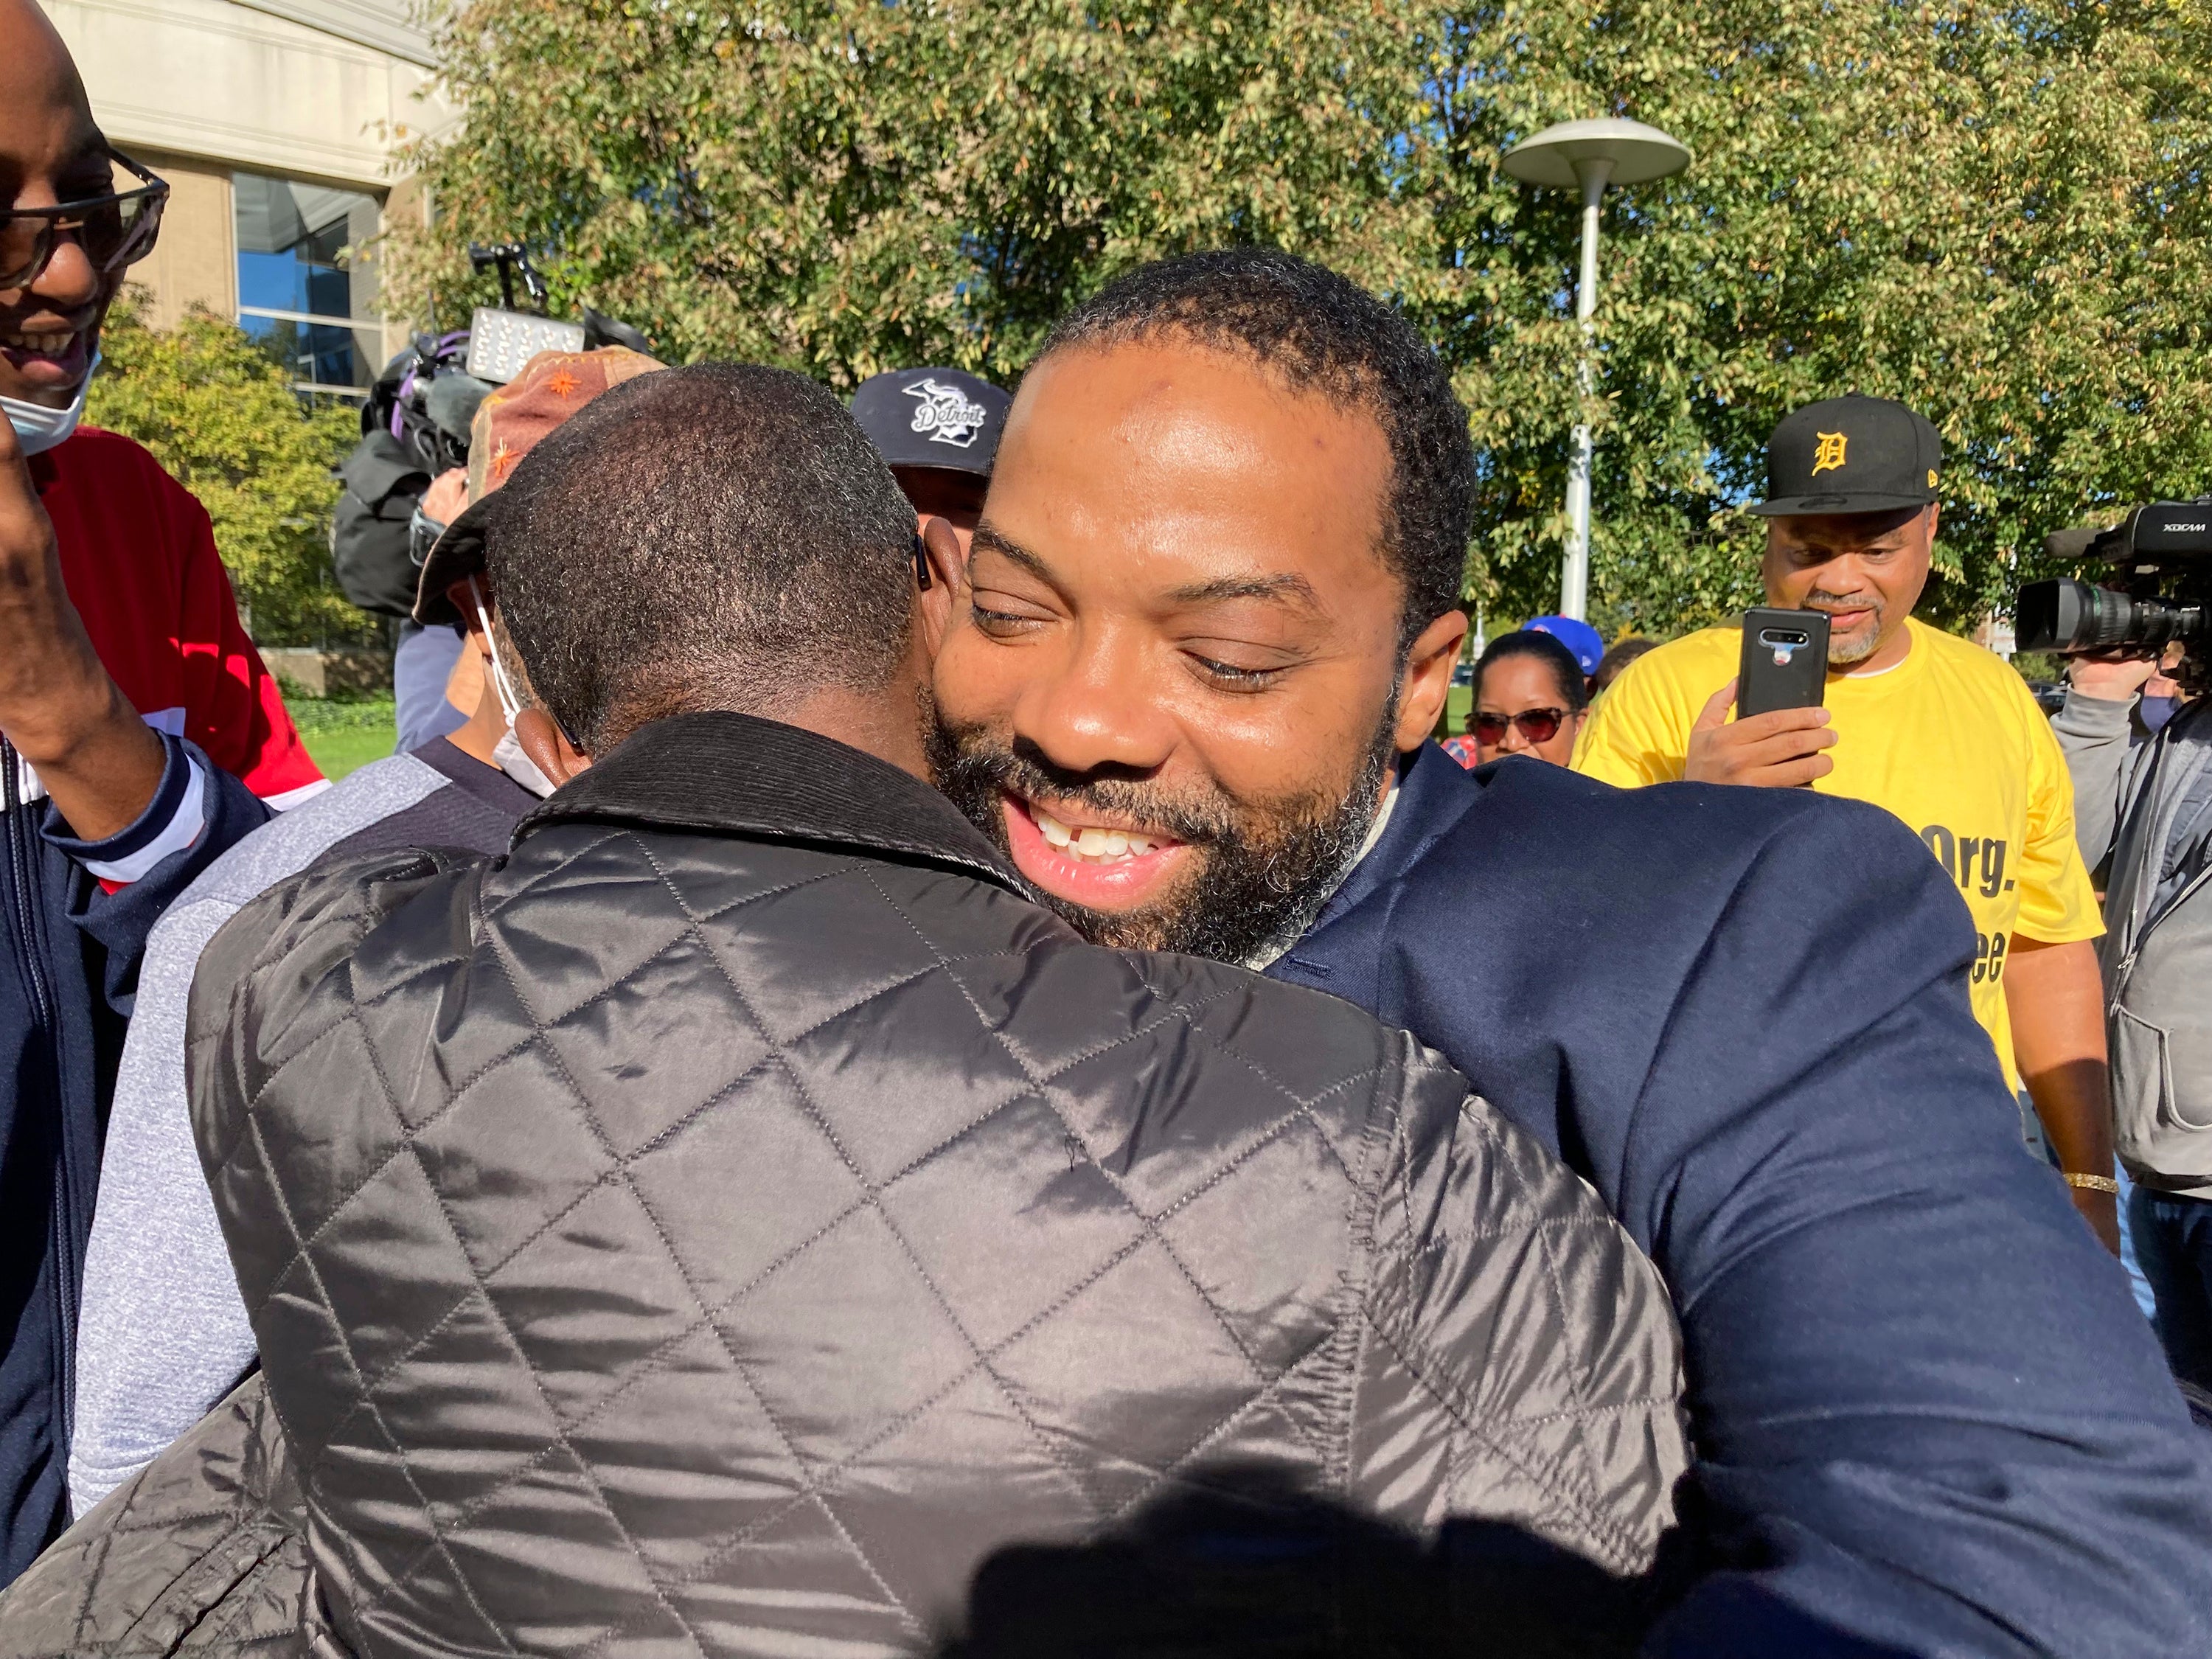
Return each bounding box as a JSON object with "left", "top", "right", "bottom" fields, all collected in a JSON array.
[{"left": 1737, "top": 608, "right": 1831, "bottom": 718}]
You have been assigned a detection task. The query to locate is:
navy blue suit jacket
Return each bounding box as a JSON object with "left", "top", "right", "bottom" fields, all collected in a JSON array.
[
  {"left": 0, "top": 737, "right": 271, "bottom": 1584},
  {"left": 1270, "top": 744, "right": 2212, "bottom": 1657}
]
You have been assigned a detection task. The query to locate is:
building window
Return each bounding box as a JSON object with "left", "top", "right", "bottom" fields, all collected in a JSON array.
[{"left": 233, "top": 172, "right": 380, "bottom": 398}]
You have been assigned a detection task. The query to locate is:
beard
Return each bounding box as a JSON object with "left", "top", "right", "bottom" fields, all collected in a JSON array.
[
  {"left": 1808, "top": 588, "right": 1888, "bottom": 665},
  {"left": 925, "top": 700, "right": 1399, "bottom": 964}
]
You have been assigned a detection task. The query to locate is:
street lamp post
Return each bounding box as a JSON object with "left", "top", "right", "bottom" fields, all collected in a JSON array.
[{"left": 1502, "top": 118, "right": 1691, "bottom": 622}]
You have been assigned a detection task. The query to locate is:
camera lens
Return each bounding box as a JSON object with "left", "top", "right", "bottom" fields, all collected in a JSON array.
[{"left": 2017, "top": 579, "right": 2205, "bottom": 655}]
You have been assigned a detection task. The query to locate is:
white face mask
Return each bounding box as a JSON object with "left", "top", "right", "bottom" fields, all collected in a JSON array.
[
  {"left": 491, "top": 725, "right": 557, "bottom": 799},
  {"left": 1, "top": 352, "right": 99, "bottom": 456},
  {"left": 468, "top": 577, "right": 557, "bottom": 799}
]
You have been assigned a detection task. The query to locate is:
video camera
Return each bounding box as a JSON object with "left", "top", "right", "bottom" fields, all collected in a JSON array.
[
  {"left": 2015, "top": 501, "right": 2212, "bottom": 668},
  {"left": 330, "top": 242, "right": 653, "bottom": 620},
  {"left": 465, "top": 243, "right": 651, "bottom": 383}
]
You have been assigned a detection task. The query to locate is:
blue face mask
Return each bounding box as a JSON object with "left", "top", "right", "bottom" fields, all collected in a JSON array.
[
  {"left": 0, "top": 354, "right": 98, "bottom": 456},
  {"left": 2141, "top": 694, "right": 2182, "bottom": 734}
]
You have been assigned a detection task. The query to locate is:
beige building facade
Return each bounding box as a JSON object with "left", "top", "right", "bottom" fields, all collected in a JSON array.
[{"left": 38, "top": 0, "right": 456, "bottom": 395}]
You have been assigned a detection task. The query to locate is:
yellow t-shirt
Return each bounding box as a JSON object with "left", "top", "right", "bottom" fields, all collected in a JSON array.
[{"left": 1572, "top": 617, "right": 2102, "bottom": 1085}]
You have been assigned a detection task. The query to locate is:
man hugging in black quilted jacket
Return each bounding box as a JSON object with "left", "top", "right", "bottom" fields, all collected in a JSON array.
[{"left": 0, "top": 363, "right": 1686, "bottom": 1659}]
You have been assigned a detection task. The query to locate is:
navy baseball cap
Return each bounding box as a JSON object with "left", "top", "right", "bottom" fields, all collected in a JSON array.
[
  {"left": 1752, "top": 394, "right": 1942, "bottom": 517},
  {"left": 850, "top": 367, "right": 1010, "bottom": 478},
  {"left": 1525, "top": 615, "right": 1604, "bottom": 675}
]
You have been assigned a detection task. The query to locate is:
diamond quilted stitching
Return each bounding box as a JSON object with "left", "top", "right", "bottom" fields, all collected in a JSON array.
[
  {"left": 231, "top": 824, "right": 1517, "bottom": 1659},
  {"left": 316, "top": 1441, "right": 524, "bottom": 1659},
  {"left": 233, "top": 1015, "right": 409, "bottom": 1242},
  {"left": 535, "top": 931, "right": 776, "bottom": 1161},
  {"left": 1150, "top": 1110, "right": 1354, "bottom": 1368},
  {"left": 872, "top": 1095, "right": 1147, "bottom": 1352},
  {"left": 672, "top": 862, "right": 947, "bottom": 1045},
  {"left": 857, "top": 869, "right": 1362, "bottom": 1470},
  {"left": 481, "top": 835, "right": 702, "bottom": 1004},
  {"left": 841, "top": 861, "right": 1068, "bottom": 964},
  {"left": 651, "top": 1493, "right": 919, "bottom": 1659},
  {"left": 411, "top": 1442, "right": 691, "bottom": 1654},
  {"left": 349, "top": 1286, "right": 567, "bottom": 1520},
  {"left": 599, "top": 830, "right": 840, "bottom": 929},
  {"left": 1043, "top": 1015, "right": 1354, "bottom": 1220},
  {"left": 815, "top": 1367, "right": 1096, "bottom": 1627},
  {"left": 720, "top": 1205, "right": 978, "bottom": 1471},
  {"left": 479, "top": 1179, "right": 720, "bottom": 1427},
  {"left": 538, "top": 1213, "right": 1163, "bottom": 1637},
  {"left": 991, "top": 1241, "right": 1263, "bottom": 1481},
  {"left": 291, "top": 1141, "right": 484, "bottom": 1394},
  {"left": 619, "top": 1061, "right": 866, "bottom": 1311},
  {"left": 410, "top": 1040, "right": 619, "bottom": 1271},
  {"left": 925, "top": 937, "right": 1189, "bottom": 1085},
  {"left": 248, "top": 1255, "right": 374, "bottom": 1462},
  {"left": 779, "top": 966, "right": 1039, "bottom": 1186},
  {"left": 1432, "top": 1221, "right": 1600, "bottom": 1429},
  {"left": 1184, "top": 974, "right": 1399, "bottom": 1116},
  {"left": 562, "top": 1324, "right": 804, "bottom": 1584}
]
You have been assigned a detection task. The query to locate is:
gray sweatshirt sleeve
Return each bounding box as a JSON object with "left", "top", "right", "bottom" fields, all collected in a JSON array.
[
  {"left": 2051, "top": 689, "right": 2136, "bottom": 879},
  {"left": 68, "top": 891, "right": 260, "bottom": 1517},
  {"left": 69, "top": 753, "right": 448, "bottom": 1517}
]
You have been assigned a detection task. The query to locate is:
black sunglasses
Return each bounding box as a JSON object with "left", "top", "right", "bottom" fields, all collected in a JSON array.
[
  {"left": 1, "top": 150, "right": 169, "bottom": 293},
  {"left": 1471, "top": 706, "right": 1569, "bottom": 745}
]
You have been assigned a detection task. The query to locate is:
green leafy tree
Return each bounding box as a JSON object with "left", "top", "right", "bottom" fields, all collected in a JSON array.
[
  {"left": 1430, "top": 0, "right": 2212, "bottom": 633},
  {"left": 87, "top": 296, "right": 373, "bottom": 646},
  {"left": 392, "top": 0, "right": 2212, "bottom": 633}
]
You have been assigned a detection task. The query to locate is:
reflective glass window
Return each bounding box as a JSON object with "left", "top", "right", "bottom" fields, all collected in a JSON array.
[{"left": 234, "top": 171, "right": 380, "bottom": 397}]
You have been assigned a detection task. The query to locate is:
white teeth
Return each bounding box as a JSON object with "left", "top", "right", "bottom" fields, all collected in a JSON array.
[
  {"left": 1029, "top": 804, "right": 1162, "bottom": 866},
  {"left": 1, "top": 332, "right": 72, "bottom": 353}
]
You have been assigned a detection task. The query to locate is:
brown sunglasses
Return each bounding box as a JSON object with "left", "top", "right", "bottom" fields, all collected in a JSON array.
[
  {"left": 1471, "top": 707, "right": 1569, "bottom": 744},
  {"left": 1, "top": 150, "right": 168, "bottom": 293}
]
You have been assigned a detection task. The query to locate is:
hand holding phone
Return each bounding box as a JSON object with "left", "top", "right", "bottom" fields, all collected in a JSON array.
[
  {"left": 1737, "top": 608, "right": 1831, "bottom": 717},
  {"left": 1683, "top": 609, "right": 1837, "bottom": 788}
]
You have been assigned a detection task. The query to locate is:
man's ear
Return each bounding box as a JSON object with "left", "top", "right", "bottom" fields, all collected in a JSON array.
[
  {"left": 915, "top": 515, "right": 964, "bottom": 655},
  {"left": 448, "top": 577, "right": 494, "bottom": 653},
  {"left": 1394, "top": 610, "right": 1470, "bottom": 753},
  {"left": 512, "top": 707, "right": 590, "bottom": 787}
]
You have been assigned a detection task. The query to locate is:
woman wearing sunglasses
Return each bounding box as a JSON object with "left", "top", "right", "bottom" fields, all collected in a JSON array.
[
  {"left": 1442, "top": 628, "right": 1591, "bottom": 770},
  {"left": 0, "top": 0, "right": 325, "bottom": 1587}
]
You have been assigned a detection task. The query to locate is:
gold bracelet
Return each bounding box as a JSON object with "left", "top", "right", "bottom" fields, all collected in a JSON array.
[{"left": 2063, "top": 1172, "right": 2121, "bottom": 1195}]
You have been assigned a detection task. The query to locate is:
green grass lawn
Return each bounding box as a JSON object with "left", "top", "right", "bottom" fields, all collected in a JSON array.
[
  {"left": 287, "top": 695, "right": 397, "bottom": 782},
  {"left": 1442, "top": 684, "right": 1472, "bottom": 739}
]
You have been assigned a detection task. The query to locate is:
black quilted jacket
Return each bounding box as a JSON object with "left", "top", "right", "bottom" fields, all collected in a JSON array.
[{"left": 2, "top": 713, "right": 1685, "bottom": 1658}]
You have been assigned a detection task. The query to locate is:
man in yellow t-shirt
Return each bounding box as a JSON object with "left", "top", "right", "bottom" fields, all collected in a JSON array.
[{"left": 1574, "top": 394, "right": 2116, "bottom": 1251}]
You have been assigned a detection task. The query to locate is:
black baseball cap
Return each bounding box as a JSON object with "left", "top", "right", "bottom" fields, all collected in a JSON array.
[
  {"left": 850, "top": 367, "right": 1009, "bottom": 477},
  {"left": 1751, "top": 394, "right": 1943, "bottom": 517}
]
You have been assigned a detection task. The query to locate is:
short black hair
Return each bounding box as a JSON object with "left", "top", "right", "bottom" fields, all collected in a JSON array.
[
  {"left": 1040, "top": 249, "right": 1475, "bottom": 648},
  {"left": 1475, "top": 630, "right": 1589, "bottom": 714},
  {"left": 1592, "top": 636, "right": 1657, "bottom": 695},
  {"left": 487, "top": 364, "right": 920, "bottom": 752}
]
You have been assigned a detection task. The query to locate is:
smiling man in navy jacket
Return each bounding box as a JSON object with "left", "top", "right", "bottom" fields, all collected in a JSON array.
[{"left": 928, "top": 250, "right": 2212, "bottom": 1656}]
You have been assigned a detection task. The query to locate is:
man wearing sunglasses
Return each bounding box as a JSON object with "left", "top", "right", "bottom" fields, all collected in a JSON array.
[{"left": 0, "top": 0, "right": 321, "bottom": 1585}]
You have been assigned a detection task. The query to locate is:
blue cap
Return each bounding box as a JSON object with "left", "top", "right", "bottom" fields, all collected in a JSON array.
[{"left": 1524, "top": 616, "right": 1604, "bottom": 675}]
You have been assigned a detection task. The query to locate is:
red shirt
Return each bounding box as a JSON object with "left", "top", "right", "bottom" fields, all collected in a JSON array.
[{"left": 30, "top": 427, "right": 322, "bottom": 807}]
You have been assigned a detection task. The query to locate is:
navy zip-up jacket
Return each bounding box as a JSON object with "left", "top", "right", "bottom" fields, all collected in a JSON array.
[
  {"left": 0, "top": 734, "right": 268, "bottom": 1585},
  {"left": 1269, "top": 743, "right": 2212, "bottom": 1658}
]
